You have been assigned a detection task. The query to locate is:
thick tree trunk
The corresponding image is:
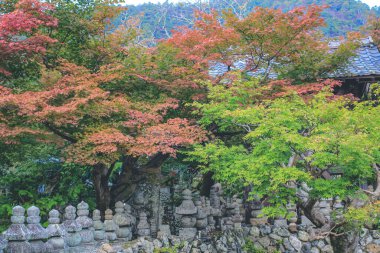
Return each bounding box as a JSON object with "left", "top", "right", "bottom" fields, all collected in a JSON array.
[
  {"left": 110, "top": 157, "right": 140, "bottom": 206},
  {"left": 331, "top": 232, "right": 360, "bottom": 253},
  {"left": 200, "top": 171, "right": 214, "bottom": 196},
  {"left": 110, "top": 154, "right": 169, "bottom": 205},
  {"left": 299, "top": 198, "right": 362, "bottom": 253},
  {"left": 92, "top": 163, "right": 112, "bottom": 213}
]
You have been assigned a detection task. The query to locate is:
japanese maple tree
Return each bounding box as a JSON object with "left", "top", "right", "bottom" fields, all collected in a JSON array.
[
  {"left": 0, "top": 0, "right": 207, "bottom": 211},
  {"left": 187, "top": 78, "right": 380, "bottom": 252},
  {"left": 0, "top": 59, "right": 206, "bottom": 211},
  {"left": 0, "top": 0, "right": 57, "bottom": 77},
  {"left": 167, "top": 5, "right": 358, "bottom": 83}
]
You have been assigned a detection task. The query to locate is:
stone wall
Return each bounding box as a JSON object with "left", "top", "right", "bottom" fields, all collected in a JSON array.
[{"left": 0, "top": 184, "right": 379, "bottom": 253}]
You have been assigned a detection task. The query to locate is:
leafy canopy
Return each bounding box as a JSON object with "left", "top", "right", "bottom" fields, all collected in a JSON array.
[{"left": 187, "top": 79, "right": 380, "bottom": 217}]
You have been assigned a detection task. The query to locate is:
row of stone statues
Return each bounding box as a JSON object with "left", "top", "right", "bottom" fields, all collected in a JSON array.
[
  {"left": 0, "top": 183, "right": 347, "bottom": 253},
  {"left": 0, "top": 200, "right": 150, "bottom": 253}
]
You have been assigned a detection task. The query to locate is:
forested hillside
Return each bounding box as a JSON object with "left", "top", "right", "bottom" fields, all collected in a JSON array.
[{"left": 116, "top": 0, "right": 380, "bottom": 39}]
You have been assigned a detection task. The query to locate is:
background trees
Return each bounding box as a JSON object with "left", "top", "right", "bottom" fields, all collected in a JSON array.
[{"left": 117, "top": 0, "right": 380, "bottom": 39}]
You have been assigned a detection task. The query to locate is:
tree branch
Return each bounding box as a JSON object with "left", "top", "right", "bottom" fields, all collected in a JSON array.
[{"left": 44, "top": 122, "right": 77, "bottom": 143}]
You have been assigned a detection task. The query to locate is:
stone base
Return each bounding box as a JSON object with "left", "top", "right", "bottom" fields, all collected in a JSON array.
[
  {"left": 178, "top": 228, "right": 197, "bottom": 241},
  {"left": 137, "top": 228, "right": 151, "bottom": 237},
  {"left": 47, "top": 237, "right": 65, "bottom": 250},
  {"left": 63, "top": 247, "right": 83, "bottom": 253},
  {"left": 196, "top": 219, "right": 208, "bottom": 230},
  {"left": 250, "top": 218, "right": 267, "bottom": 226},
  {"left": 5, "top": 241, "right": 32, "bottom": 253},
  {"left": 105, "top": 232, "right": 117, "bottom": 242},
  {"left": 65, "top": 232, "right": 82, "bottom": 247},
  {"left": 29, "top": 240, "right": 47, "bottom": 253},
  {"left": 94, "top": 231, "right": 106, "bottom": 241},
  {"left": 79, "top": 229, "right": 94, "bottom": 244},
  {"left": 158, "top": 225, "right": 171, "bottom": 236},
  {"left": 116, "top": 227, "right": 132, "bottom": 240}
]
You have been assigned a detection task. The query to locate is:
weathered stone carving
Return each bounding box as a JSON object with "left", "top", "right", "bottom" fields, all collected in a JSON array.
[
  {"left": 137, "top": 212, "right": 151, "bottom": 237},
  {"left": 76, "top": 201, "right": 94, "bottom": 244},
  {"left": 104, "top": 209, "right": 117, "bottom": 242},
  {"left": 93, "top": 209, "right": 106, "bottom": 241},
  {"left": 26, "top": 206, "right": 48, "bottom": 253},
  {"left": 210, "top": 184, "right": 222, "bottom": 216},
  {"left": 63, "top": 205, "right": 82, "bottom": 249},
  {"left": 113, "top": 201, "right": 132, "bottom": 240},
  {"left": 231, "top": 204, "right": 243, "bottom": 229},
  {"left": 46, "top": 209, "right": 65, "bottom": 251},
  {"left": 4, "top": 205, "right": 32, "bottom": 253},
  {"left": 0, "top": 180, "right": 378, "bottom": 253},
  {"left": 176, "top": 189, "right": 197, "bottom": 241},
  {"left": 195, "top": 200, "right": 208, "bottom": 230}
]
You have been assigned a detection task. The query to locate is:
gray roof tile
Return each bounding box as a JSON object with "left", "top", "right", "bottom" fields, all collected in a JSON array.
[{"left": 209, "top": 37, "right": 380, "bottom": 79}]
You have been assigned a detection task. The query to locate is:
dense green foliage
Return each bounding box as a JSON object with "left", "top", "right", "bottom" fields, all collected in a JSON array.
[
  {"left": 117, "top": 0, "right": 380, "bottom": 39},
  {"left": 0, "top": 143, "right": 95, "bottom": 231},
  {"left": 187, "top": 79, "right": 380, "bottom": 220}
]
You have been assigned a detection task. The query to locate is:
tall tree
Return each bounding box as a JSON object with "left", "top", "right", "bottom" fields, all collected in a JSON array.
[{"left": 0, "top": 0, "right": 206, "bottom": 211}]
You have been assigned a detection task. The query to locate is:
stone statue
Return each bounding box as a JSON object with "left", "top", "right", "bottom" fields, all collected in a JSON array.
[
  {"left": 63, "top": 205, "right": 82, "bottom": 249},
  {"left": 4, "top": 206, "right": 31, "bottom": 253},
  {"left": 46, "top": 209, "right": 65, "bottom": 251},
  {"left": 113, "top": 201, "right": 132, "bottom": 241},
  {"left": 231, "top": 205, "right": 243, "bottom": 230},
  {"left": 26, "top": 206, "right": 48, "bottom": 253},
  {"left": 176, "top": 189, "right": 197, "bottom": 241},
  {"left": 76, "top": 201, "right": 94, "bottom": 244},
  {"left": 93, "top": 210, "right": 106, "bottom": 241},
  {"left": 195, "top": 201, "right": 208, "bottom": 230},
  {"left": 104, "top": 209, "right": 117, "bottom": 241},
  {"left": 124, "top": 203, "right": 136, "bottom": 236},
  {"left": 137, "top": 212, "right": 151, "bottom": 237}
]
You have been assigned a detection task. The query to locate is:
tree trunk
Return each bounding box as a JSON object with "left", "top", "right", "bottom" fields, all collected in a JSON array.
[
  {"left": 92, "top": 163, "right": 112, "bottom": 213},
  {"left": 110, "top": 154, "right": 169, "bottom": 205},
  {"left": 110, "top": 157, "right": 140, "bottom": 206},
  {"left": 331, "top": 232, "right": 360, "bottom": 253}
]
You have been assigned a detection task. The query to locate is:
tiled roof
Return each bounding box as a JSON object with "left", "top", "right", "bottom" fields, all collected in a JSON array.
[
  {"left": 209, "top": 60, "right": 278, "bottom": 79},
  {"left": 329, "top": 38, "right": 380, "bottom": 78},
  {"left": 209, "top": 37, "right": 380, "bottom": 79}
]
